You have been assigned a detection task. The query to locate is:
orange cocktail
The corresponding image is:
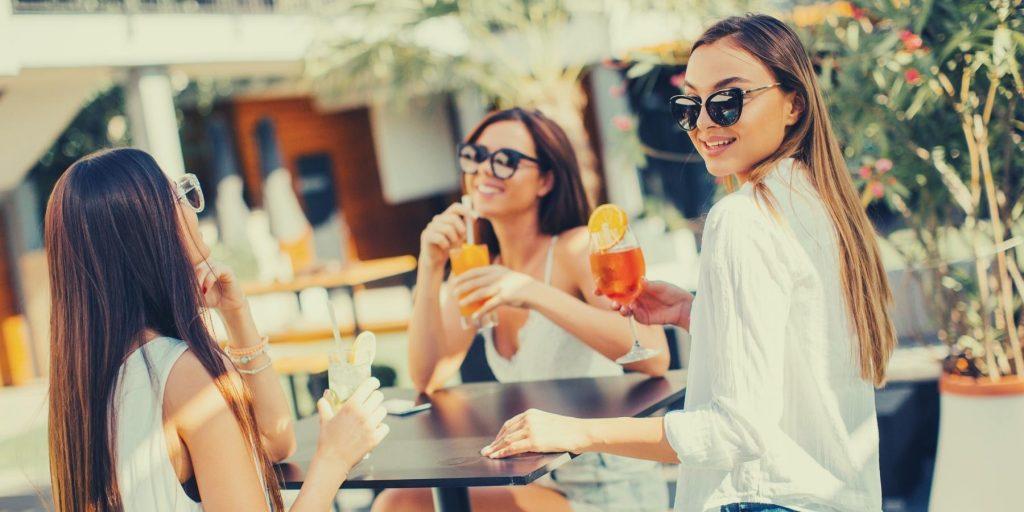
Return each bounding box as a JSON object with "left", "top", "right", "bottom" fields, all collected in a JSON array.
[
  {"left": 590, "top": 246, "right": 646, "bottom": 305},
  {"left": 450, "top": 243, "right": 490, "bottom": 319}
]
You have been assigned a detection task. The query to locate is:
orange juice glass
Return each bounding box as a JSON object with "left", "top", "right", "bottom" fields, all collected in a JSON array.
[{"left": 450, "top": 243, "right": 494, "bottom": 328}]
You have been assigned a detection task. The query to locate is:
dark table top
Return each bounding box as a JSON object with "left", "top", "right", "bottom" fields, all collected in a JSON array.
[{"left": 277, "top": 369, "right": 687, "bottom": 490}]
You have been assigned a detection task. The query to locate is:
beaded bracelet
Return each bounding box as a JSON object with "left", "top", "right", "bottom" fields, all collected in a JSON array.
[{"left": 225, "top": 336, "right": 269, "bottom": 358}]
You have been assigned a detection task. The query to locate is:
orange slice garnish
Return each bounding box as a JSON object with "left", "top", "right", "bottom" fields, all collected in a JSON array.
[{"left": 588, "top": 204, "right": 628, "bottom": 251}]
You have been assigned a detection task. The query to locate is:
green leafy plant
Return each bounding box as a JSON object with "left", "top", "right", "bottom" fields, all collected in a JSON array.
[{"left": 799, "top": 0, "right": 1024, "bottom": 379}]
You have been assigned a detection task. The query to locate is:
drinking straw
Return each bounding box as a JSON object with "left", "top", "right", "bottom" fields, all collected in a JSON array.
[
  {"left": 325, "top": 296, "right": 343, "bottom": 353},
  {"left": 462, "top": 194, "right": 475, "bottom": 245}
]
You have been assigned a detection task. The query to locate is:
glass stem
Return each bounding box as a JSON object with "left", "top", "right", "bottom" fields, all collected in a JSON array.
[{"left": 628, "top": 315, "right": 641, "bottom": 346}]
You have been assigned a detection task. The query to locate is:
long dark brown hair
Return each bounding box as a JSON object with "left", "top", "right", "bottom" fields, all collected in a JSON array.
[
  {"left": 462, "top": 107, "right": 590, "bottom": 256},
  {"left": 45, "top": 148, "right": 284, "bottom": 511},
  {"left": 693, "top": 15, "right": 897, "bottom": 386}
]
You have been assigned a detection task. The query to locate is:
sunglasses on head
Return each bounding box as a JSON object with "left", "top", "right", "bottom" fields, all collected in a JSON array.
[
  {"left": 175, "top": 173, "right": 205, "bottom": 213},
  {"left": 457, "top": 143, "right": 540, "bottom": 180},
  {"left": 668, "top": 82, "right": 781, "bottom": 132}
]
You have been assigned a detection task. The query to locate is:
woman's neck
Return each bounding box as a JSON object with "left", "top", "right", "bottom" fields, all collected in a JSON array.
[{"left": 491, "top": 211, "right": 548, "bottom": 270}]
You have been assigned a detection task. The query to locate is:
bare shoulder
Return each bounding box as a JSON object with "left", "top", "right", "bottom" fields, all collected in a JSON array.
[
  {"left": 556, "top": 226, "right": 590, "bottom": 261},
  {"left": 554, "top": 226, "right": 593, "bottom": 288},
  {"left": 165, "top": 350, "right": 211, "bottom": 403},
  {"left": 164, "top": 349, "right": 238, "bottom": 432}
]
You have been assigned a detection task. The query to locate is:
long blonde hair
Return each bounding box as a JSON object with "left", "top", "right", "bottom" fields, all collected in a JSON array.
[{"left": 694, "top": 15, "right": 897, "bottom": 386}]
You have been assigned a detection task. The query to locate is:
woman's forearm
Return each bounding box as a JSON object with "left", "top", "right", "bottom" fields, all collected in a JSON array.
[
  {"left": 526, "top": 284, "right": 670, "bottom": 375},
  {"left": 408, "top": 264, "right": 459, "bottom": 393},
  {"left": 221, "top": 305, "right": 296, "bottom": 461},
  {"left": 581, "top": 416, "right": 679, "bottom": 464},
  {"left": 288, "top": 455, "right": 348, "bottom": 511}
]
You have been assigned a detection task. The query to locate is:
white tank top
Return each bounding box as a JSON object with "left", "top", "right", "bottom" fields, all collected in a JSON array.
[
  {"left": 483, "top": 236, "right": 624, "bottom": 382},
  {"left": 111, "top": 336, "right": 203, "bottom": 512}
]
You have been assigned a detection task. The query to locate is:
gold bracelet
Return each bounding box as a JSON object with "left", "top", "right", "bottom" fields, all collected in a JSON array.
[
  {"left": 237, "top": 358, "right": 273, "bottom": 375},
  {"left": 225, "top": 336, "right": 269, "bottom": 357}
]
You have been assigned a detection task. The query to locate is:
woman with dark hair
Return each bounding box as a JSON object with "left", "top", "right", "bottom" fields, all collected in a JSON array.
[
  {"left": 372, "top": 108, "right": 670, "bottom": 511},
  {"left": 479, "top": 15, "right": 897, "bottom": 512},
  {"left": 46, "top": 148, "right": 388, "bottom": 511}
]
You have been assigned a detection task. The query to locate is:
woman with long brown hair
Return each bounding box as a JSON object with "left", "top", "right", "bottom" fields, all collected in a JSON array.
[
  {"left": 372, "top": 108, "right": 670, "bottom": 510},
  {"left": 480, "top": 15, "right": 898, "bottom": 512},
  {"left": 46, "top": 148, "right": 388, "bottom": 511}
]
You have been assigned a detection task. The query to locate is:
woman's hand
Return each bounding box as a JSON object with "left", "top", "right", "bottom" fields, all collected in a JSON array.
[
  {"left": 195, "top": 260, "right": 248, "bottom": 313},
  {"left": 450, "top": 265, "right": 539, "bottom": 322},
  {"left": 314, "top": 378, "right": 390, "bottom": 474},
  {"left": 419, "top": 203, "right": 475, "bottom": 270},
  {"left": 603, "top": 280, "right": 694, "bottom": 330},
  {"left": 480, "top": 409, "right": 590, "bottom": 458}
]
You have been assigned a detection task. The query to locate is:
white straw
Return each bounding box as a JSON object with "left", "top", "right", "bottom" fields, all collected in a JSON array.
[
  {"left": 325, "top": 296, "right": 343, "bottom": 353},
  {"left": 462, "top": 194, "right": 475, "bottom": 245}
]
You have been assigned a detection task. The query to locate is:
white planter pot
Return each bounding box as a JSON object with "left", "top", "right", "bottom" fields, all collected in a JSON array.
[{"left": 929, "top": 374, "right": 1024, "bottom": 511}]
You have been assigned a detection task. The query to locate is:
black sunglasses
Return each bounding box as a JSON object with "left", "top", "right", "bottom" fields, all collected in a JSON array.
[
  {"left": 668, "top": 83, "right": 781, "bottom": 131},
  {"left": 457, "top": 143, "right": 540, "bottom": 180}
]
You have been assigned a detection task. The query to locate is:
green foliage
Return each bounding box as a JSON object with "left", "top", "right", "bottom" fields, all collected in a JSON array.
[
  {"left": 800, "top": 0, "right": 1024, "bottom": 373},
  {"left": 803, "top": 0, "right": 1023, "bottom": 230}
]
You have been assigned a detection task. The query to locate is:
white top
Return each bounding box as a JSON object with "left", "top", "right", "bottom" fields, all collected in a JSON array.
[
  {"left": 483, "top": 236, "right": 624, "bottom": 382},
  {"left": 112, "top": 337, "right": 204, "bottom": 512},
  {"left": 665, "top": 159, "right": 882, "bottom": 512}
]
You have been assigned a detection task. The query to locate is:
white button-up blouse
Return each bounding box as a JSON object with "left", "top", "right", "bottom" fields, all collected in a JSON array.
[{"left": 665, "top": 159, "right": 883, "bottom": 512}]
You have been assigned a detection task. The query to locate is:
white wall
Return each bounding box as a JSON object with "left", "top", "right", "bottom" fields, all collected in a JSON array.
[
  {"left": 8, "top": 13, "right": 315, "bottom": 70},
  {"left": 0, "top": 0, "right": 19, "bottom": 77},
  {"left": 0, "top": 68, "right": 110, "bottom": 191},
  {"left": 370, "top": 95, "right": 460, "bottom": 204}
]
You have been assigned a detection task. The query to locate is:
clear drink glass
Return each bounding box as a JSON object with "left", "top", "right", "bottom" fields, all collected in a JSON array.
[
  {"left": 327, "top": 348, "right": 372, "bottom": 409},
  {"left": 326, "top": 346, "right": 374, "bottom": 461}
]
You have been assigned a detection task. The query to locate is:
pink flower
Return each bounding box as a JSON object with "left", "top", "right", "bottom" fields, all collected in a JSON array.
[
  {"left": 905, "top": 69, "right": 922, "bottom": 85},
  {"left": 612, "top": 115, "right": 634, "bottom": 132},
  {"left": 609, "top": 83, "right": 626, "bottom": 98},
  {"left": 900, "top": 30, "right": 923, "bottom": 51},
  {"left": 852, "top": 5, "right": 867, "bottom": 20},
  {"left": 669, "top": 72, "right": 686, "bottom": 89},
  {"left": 870, "top": 182, "right": 885, "bottom": 198},
  {"left": 875, "top": 158, "right": 893, "bottom": 174},
  {"left": 858, "top": 166, "right": 872, "bottom": 180}
]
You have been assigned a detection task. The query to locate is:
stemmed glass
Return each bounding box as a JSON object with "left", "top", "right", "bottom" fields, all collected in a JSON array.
[{"left": 589, "top": 223, "right": 660, "bottom": 364}]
